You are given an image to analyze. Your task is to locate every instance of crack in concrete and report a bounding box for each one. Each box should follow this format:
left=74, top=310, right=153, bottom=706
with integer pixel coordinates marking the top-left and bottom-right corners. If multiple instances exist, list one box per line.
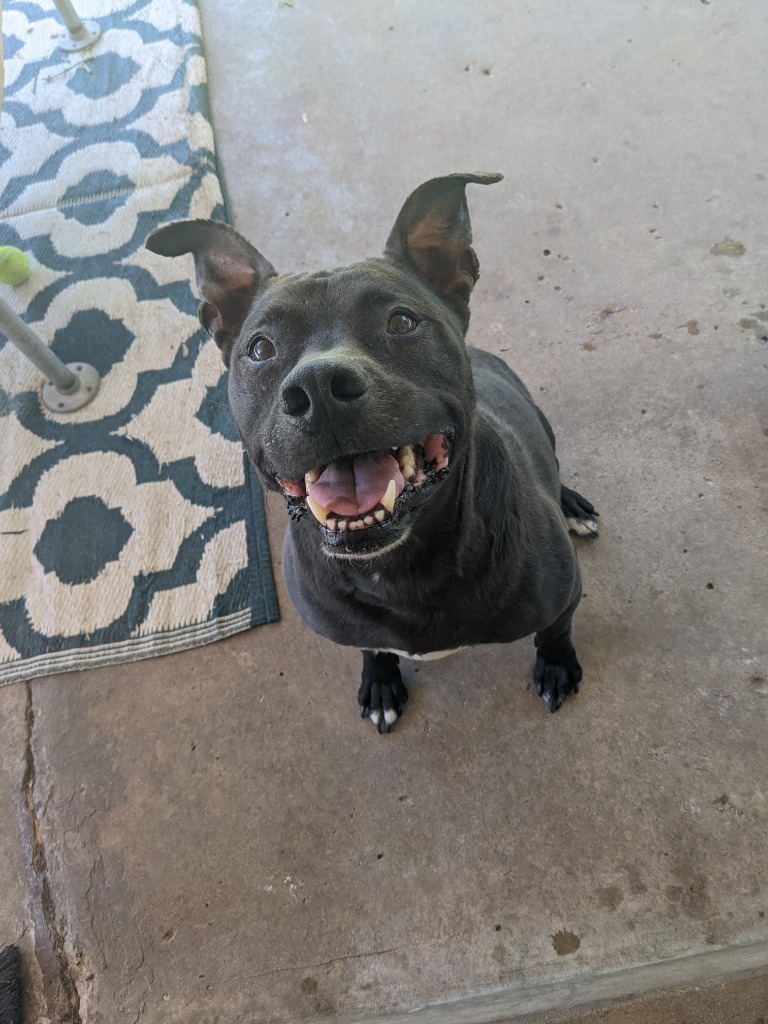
left=21, top=682, right=83, bottom=1024
left=221, top=947, right=399, bottom=985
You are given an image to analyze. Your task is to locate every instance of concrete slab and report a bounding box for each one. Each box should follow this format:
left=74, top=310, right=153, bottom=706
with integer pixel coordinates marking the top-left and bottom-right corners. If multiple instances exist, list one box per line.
left=4, top=0, right=767, bottom=1021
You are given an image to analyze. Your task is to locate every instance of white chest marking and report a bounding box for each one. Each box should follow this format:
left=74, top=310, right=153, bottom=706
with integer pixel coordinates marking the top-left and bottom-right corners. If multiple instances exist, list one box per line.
left=373, top=646, right=465, bottom=662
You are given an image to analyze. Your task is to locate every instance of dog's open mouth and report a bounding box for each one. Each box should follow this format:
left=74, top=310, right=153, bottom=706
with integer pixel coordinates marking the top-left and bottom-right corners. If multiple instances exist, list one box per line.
left=277, top=433, right=450, bottom=533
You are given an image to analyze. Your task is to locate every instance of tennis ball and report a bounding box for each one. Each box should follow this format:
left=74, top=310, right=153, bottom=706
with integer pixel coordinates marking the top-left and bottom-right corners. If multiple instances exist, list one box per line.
left=0, top=247, right=31, bottom=285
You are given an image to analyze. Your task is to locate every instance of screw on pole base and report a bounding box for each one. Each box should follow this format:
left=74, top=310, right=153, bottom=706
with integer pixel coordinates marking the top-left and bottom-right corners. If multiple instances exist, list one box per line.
left=58, top=20, right=101, bottom=52
left=42, top=362, right=100, bottom=413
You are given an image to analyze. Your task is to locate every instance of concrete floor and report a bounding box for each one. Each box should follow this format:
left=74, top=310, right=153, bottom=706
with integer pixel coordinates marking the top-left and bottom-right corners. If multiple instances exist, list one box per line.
left=3, top=0, right=768, bottom=1021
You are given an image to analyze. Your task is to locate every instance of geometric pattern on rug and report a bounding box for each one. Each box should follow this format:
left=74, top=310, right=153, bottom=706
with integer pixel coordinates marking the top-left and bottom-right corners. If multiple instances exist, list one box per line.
left=0, top=0, right=279, bottom=686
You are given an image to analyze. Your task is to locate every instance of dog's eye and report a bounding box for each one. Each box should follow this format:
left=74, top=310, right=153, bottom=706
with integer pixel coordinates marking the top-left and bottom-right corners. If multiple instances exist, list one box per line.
left=387, top=311, right=418, bottom=335
left=247, top=335, right=276, bottom=362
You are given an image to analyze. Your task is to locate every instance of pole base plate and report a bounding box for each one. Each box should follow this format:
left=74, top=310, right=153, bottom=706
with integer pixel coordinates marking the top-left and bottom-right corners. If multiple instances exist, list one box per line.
left=58, top=21, right=101, bottom=52
left=42, top=362, right=100, bottom=413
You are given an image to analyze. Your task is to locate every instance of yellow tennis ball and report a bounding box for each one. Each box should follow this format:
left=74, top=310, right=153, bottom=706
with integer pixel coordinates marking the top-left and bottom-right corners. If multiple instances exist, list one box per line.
left=0, top=247, right=31, bottom=285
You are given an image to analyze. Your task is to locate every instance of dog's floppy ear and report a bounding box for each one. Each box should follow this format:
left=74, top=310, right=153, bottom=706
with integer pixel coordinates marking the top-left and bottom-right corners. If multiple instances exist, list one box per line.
left=146, top=220, right=277, bottom=366
left=385, top=172, right=503, bottom=319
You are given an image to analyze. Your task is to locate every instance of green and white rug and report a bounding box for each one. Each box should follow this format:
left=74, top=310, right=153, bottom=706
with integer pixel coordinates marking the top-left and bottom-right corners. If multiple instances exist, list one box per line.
left=0, top=0, right=279, bottom=686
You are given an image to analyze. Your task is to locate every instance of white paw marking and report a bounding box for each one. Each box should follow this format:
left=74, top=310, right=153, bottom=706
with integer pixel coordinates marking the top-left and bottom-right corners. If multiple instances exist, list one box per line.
left=566, top=517, right=598, bottom=537
left=369, top=707, right=399, bottom=728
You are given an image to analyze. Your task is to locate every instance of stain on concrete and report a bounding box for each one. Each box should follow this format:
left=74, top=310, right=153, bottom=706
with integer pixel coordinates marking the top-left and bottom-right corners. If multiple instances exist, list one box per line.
left=491, top=943, right=506, bottom=964
left=739, top=318, right=768, bottom=343
left=713, top=793, right=735, bottom=812
left=678, top=320, right=700, bottom=335
left=583, top=341, right=598, bottom=351
left=704, top=918, right=727, bottom=945
left=751, top=675, right=768, bottom=696
left=301, top=976, right=318, bottom=995
left=665, top=873, right=710, bottom=920
left=623, top=864, right=648, bottom=895
left=597, top=884, right=624, bottom=911
left=551, top=930, right=581, bottom=955
left=648, top=332, right=663, bottom=339
left=711, top=236, right=745, bottom=256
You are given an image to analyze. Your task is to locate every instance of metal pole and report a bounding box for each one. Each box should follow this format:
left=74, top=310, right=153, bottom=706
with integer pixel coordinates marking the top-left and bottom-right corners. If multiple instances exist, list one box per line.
left=0, top=296, right=77, bottom=391
left=52, top=0, right=101, bottom=53
left=0, top=296, right=100, bottom=412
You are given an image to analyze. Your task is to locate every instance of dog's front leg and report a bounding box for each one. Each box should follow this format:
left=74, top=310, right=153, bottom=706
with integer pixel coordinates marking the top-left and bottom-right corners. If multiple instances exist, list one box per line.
left=532, top=597, right=583, bottom=713
left=358, top=651, right=408, bottom=733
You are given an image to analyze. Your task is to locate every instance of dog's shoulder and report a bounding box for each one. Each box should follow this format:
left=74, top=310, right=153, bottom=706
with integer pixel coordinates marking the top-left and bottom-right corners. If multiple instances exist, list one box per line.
left=468, top=347, right=557, bottom=481
left=468, top=345, right=536, bottom=404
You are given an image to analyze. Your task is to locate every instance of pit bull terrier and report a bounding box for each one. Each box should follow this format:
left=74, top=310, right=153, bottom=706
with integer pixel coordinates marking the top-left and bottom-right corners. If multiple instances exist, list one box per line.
left=147, top=173, right=598, bottom=733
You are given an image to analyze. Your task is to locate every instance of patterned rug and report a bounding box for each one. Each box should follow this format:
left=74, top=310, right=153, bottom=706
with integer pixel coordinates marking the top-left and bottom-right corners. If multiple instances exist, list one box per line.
left=0, top=0, right=279, bottom=686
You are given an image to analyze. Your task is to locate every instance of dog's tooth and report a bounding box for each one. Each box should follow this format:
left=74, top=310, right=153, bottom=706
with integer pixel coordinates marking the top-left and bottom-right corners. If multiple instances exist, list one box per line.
left=398, top=445, right=416, bottom=481
left=381, top=479, right=397, bottom=513
left=337, top=519, right=349, bottom=532
left=306, top=495, right=331, bottom=524
left=397, top=444, right=413, bottom=465
left=305, top=467, right=321, bottom=486
left=364, top=515, right=375, bottom=526
left=326, top=516, right=337, bottom=532
left=374, top=509, right=386, bottom=523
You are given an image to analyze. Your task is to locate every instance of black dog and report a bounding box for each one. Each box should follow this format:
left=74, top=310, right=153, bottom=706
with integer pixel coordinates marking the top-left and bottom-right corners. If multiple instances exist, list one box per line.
left=147, top=173, right=598, bottom=732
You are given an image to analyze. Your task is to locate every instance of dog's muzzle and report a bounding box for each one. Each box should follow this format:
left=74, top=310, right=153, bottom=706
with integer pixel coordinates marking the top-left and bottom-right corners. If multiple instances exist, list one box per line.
left=277, top=434, right=450, bottom=545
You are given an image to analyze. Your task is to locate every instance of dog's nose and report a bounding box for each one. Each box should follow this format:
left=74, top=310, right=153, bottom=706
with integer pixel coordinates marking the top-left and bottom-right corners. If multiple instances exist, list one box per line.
left=281, top=359, right=370, bottom=420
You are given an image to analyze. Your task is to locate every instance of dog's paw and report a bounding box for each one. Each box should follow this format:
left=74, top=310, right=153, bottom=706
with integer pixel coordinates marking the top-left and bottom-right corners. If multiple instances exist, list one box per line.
left=358, top=652, right=408, bottom=733
left=561, top=485, right=599, bottom=538
left=533, top=649, right=582, bottom=713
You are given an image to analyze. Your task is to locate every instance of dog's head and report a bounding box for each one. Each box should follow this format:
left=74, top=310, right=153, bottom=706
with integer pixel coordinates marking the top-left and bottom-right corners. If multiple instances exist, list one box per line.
left=147, top=172, right=502, bottom=560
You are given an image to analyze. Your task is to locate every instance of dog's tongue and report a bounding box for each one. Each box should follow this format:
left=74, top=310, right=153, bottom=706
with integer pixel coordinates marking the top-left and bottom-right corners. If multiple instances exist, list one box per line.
left=308, top=452, right=404, bottom=515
